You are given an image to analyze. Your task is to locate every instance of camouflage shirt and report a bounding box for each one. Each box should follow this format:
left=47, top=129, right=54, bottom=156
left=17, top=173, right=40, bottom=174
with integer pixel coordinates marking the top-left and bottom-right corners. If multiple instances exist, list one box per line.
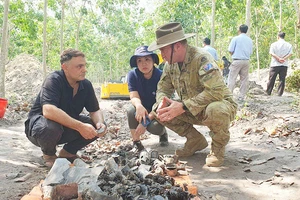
left=154, top=45, right=235, bottom=116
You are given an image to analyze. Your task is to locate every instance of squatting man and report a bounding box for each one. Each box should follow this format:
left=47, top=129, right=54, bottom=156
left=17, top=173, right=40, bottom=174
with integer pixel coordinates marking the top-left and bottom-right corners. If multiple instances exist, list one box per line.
left=148, top=22, right=237, bottom=167
left=24, top=49, right=107, bottom=168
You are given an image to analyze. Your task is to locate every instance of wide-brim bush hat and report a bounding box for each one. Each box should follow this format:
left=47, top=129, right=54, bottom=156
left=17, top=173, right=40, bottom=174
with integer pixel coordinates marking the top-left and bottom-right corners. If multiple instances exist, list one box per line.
left=130, top=45, right=159, bottom=68
left=148, top=22, right=196, bottom=51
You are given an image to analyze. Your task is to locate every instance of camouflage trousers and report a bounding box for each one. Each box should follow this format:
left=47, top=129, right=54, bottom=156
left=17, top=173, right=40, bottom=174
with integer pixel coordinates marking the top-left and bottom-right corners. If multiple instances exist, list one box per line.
left=153, top=99, right=237, bottom=147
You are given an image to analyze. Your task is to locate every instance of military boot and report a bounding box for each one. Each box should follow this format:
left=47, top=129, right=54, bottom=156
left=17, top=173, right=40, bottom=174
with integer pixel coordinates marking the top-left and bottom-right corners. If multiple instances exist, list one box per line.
left=175, top=129, right=208, bottom=157
left=206, top=144, right=225, bottom=167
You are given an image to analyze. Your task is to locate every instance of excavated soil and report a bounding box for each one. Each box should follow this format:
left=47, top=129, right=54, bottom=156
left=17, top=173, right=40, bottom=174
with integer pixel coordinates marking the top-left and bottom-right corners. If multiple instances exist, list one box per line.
left=0, top=55, right=299, bottom=200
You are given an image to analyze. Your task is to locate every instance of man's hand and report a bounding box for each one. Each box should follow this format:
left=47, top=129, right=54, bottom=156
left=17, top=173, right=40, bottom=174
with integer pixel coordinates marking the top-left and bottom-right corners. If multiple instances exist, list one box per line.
left=95, top=122, right=107, bottom=138
left=278, top=57, right=285, bottom=63
left=157, top=96, right=171, bottom=110
left=157, top=97, right=185, bottom=122
left=77, top=123, right=98, bottom=139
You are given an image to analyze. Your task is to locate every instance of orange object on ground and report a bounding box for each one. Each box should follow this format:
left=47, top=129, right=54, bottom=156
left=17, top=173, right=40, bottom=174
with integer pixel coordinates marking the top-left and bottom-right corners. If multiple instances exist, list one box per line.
left=173, top=175, right=198, bottom=196
left=0, top=98, right=8, bottom=118
left=21, top=181, right=43, bottom=200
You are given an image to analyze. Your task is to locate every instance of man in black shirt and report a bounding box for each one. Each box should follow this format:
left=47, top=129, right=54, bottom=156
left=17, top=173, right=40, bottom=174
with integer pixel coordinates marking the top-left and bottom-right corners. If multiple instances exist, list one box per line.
left=25, top=49, right=107, bottom=168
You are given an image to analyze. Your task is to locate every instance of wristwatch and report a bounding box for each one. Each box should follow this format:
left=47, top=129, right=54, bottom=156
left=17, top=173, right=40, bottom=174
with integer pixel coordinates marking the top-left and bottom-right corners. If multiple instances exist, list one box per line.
left=182, top=103, right=188, bottom=111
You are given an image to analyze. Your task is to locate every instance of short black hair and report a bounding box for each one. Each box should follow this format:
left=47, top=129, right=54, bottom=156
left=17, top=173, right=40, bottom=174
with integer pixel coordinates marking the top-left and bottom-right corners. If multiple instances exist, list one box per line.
left=60, top=49, right=85, bottom=65
left=239, top=24, right=248, bottom=33
left=203, top=37, right=211, bottom=45
left=278, top=31, right=285, bottom=39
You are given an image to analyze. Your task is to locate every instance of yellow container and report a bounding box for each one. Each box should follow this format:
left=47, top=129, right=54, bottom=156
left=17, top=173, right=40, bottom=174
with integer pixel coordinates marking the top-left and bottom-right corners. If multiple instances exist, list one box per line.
left=100, top=82, right=130, bottom=99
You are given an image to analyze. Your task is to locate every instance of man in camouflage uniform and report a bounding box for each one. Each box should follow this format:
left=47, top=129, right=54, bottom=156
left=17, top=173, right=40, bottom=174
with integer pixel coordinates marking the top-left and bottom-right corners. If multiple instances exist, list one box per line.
left=148, top=22, right=237, bottom=167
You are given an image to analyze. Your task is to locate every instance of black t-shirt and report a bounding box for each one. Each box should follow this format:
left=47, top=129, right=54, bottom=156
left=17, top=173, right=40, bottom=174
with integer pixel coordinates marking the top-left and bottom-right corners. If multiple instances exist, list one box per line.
left=127, top=67, right=162, bottom=112
left=28, top=70, right=99, bottom=120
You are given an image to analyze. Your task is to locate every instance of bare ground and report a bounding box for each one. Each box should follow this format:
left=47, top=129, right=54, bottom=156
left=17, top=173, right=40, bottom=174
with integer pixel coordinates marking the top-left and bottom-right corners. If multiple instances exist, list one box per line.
left=1, top=90, right=300, bottom=200
left=0, top=55, right=299, bottom=199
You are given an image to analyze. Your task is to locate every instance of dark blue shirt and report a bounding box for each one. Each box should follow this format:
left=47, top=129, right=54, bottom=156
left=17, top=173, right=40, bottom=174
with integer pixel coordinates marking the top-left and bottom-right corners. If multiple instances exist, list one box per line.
left=28, top=70, right=99, bottom=120
left=127, top=67, right=162, bottom=112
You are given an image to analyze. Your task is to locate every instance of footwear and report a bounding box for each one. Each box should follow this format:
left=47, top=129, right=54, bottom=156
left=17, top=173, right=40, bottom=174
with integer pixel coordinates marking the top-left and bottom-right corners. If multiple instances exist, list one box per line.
left=58, top=149, right=79, bottom=163
left=175, top=129, right=208, bottom=157
left=159, top=131, right=169, bottom=147
left=133, top=140, right=145, bottom=152
left=43, top=154, right=57, bottom=168
left=206, top=145, right=225, bottom=167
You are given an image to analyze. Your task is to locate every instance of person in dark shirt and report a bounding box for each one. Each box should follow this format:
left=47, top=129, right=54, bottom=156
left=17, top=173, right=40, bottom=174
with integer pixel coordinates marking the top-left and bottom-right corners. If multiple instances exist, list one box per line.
left=127, top=45, right=168, bottom=151
left=222, top=56, right=231, bottom=84
left=24, top=49, right=107, bottom=168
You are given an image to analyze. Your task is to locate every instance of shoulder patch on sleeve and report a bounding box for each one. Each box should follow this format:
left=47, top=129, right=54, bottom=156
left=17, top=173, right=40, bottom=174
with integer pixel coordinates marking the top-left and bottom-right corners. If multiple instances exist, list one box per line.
left=203, top=63, right=213, bottom=71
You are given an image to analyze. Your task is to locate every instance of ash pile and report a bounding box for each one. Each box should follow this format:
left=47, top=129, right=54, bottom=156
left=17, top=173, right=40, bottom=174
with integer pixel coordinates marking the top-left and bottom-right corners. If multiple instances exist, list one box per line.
left=42, top=145, right=196, bottom=200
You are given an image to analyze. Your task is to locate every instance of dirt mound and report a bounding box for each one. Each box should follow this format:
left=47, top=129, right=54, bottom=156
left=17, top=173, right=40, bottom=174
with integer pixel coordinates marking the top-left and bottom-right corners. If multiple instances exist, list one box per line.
left=5, top=54, right=44, bottom=103
left=2, top=54, right=44, bottom=124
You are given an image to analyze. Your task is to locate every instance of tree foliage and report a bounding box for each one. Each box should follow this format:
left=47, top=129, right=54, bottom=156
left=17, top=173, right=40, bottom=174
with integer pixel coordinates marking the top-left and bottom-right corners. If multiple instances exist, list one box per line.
left=0, top=0, right=299, bottom=86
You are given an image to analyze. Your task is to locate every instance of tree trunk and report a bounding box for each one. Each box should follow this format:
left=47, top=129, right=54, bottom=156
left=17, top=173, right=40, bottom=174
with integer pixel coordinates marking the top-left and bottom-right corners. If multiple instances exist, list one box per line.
left=211, top=0, right=216, bottom=47
left=279, top=0, right=282, bottom=31
left=60, top=0, right=65, bottom=54
left=42, top=0, right=48, bottom=79
left=254, top=8, right=260, bottom=80
left=0, top=0, right=9, bottom=98
left=293, top=0, right=300, bottom=28
left=69, top=1, right=86, bottom=50
left=75, top=19, right=82, bottom=50
left=246, top=0, right=251, bottom=36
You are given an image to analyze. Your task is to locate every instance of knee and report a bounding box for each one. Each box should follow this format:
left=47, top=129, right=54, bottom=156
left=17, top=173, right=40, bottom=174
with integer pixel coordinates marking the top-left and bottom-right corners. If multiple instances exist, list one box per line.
left=127, top=105, right=138, bottom=129
left=126, top=105, right=136, bottom=118
left=31, top=117, right=63, bottom=138
left=147, top=120, right=165, bottom=136
left=205, top=101, right=232, bottom=123
left=42, top=119, right=63, bottom=137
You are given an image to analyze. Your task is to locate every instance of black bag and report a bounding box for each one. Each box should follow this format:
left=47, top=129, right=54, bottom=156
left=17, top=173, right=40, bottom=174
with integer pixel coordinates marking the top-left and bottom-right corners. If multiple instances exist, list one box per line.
left=222, top=56, right=231, bottom=77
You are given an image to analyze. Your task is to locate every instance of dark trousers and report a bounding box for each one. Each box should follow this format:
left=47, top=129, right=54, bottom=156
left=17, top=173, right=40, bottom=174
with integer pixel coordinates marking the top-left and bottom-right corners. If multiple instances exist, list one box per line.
left=266, top=66, right=287, bottom=96
left=24, top=115, right=97, bottom=156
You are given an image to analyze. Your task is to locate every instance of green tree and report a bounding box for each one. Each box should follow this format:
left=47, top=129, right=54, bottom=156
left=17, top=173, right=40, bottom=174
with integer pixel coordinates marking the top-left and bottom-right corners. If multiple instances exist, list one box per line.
left=0, top=0, right=9, bottom=98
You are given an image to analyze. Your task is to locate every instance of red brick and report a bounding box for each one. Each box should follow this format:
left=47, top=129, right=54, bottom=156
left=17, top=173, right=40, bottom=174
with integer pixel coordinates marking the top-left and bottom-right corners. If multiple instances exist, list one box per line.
left=51, top=183, right=78, bottom=200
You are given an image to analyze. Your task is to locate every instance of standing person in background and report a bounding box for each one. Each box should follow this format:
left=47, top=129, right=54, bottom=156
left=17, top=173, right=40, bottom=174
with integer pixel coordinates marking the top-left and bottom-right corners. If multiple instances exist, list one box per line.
left=24, top=49, right=107, bottom=168
left=266, top=31, right=293, bottom=96
left=127, top=45, right=168, bottom=152
left=203, top=37, right=218, bottom=61
left=228, top=24, right=253, bottom=102
left=148, top=22, right=237, bottom=167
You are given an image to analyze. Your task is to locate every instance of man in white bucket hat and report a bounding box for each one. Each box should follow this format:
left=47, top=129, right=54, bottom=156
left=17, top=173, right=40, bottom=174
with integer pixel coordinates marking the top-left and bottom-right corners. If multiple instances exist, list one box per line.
left=149, top=22, right=237, bottom=167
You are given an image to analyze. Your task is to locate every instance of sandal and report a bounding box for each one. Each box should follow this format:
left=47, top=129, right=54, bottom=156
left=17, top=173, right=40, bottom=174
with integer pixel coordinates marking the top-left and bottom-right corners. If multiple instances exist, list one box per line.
left=42, top=154, right=57, bottom=168
left=58, top=149, right=79, bottom=163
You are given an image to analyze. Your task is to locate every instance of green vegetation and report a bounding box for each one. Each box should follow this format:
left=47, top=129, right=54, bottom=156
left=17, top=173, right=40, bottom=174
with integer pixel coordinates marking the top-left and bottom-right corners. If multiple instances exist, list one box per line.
left=0, top=0, right=299, bottom=84
left=286, top=69, right=300, bottom=93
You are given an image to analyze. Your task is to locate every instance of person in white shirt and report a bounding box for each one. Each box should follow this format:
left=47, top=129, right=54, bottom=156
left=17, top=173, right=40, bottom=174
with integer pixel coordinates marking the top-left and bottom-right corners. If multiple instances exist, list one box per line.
left=228, top=24, right=253, bottom=102
left=266, top=31, right=293, bottom=96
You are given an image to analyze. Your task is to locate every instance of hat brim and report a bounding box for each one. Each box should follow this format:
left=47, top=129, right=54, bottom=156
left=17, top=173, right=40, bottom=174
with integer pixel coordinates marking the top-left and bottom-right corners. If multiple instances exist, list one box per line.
left=148, top=33, right=196, bottom=51
left=130, top=54, right=159, bottom=68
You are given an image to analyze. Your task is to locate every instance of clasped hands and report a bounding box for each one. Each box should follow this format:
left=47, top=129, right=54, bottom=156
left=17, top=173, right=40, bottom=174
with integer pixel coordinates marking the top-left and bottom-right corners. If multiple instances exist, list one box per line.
left=157, top=97, right=185, bottom=122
